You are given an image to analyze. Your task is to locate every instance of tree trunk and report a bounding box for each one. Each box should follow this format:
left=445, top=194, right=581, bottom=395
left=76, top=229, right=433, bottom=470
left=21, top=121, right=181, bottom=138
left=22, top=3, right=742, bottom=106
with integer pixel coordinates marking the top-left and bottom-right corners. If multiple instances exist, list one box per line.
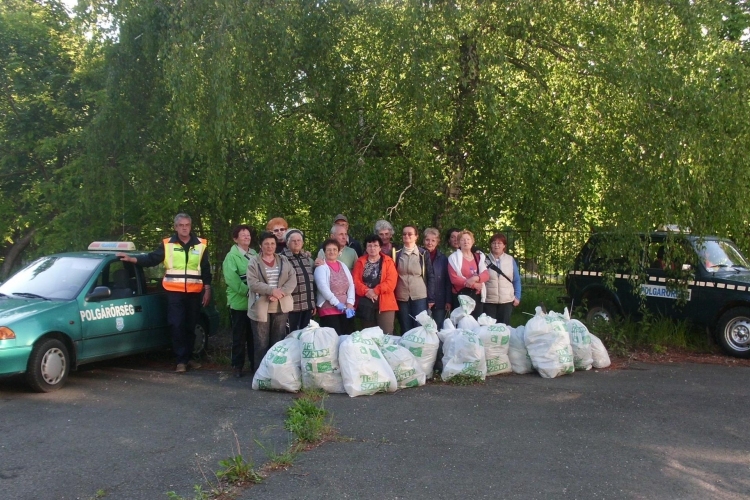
left=1, top=229, right=36, bottom=280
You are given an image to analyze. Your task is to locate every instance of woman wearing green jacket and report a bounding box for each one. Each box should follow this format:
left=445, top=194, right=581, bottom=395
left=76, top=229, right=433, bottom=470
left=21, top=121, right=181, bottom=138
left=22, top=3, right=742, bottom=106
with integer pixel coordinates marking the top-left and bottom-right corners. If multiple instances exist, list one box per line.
left=222, top=225, right=257, bottom=378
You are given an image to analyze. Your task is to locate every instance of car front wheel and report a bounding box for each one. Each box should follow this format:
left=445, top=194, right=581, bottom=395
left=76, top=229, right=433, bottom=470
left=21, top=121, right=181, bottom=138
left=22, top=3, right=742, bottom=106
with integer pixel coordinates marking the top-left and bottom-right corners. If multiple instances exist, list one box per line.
left=716, top=308, right=750, bottom=359
left=26, top=338, right=70, bottom=392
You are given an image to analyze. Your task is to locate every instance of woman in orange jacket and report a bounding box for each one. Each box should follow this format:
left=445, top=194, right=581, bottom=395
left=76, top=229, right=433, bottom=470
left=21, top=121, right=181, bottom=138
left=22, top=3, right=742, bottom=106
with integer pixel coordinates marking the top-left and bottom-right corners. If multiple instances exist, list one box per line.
left=352, top=234, right=399, bottom=334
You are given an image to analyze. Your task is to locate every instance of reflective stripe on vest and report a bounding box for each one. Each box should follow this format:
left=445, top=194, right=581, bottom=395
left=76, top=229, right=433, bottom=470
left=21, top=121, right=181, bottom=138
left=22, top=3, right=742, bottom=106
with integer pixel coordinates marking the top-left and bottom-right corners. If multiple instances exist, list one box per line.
left=162, top=237, right=207, bottom=293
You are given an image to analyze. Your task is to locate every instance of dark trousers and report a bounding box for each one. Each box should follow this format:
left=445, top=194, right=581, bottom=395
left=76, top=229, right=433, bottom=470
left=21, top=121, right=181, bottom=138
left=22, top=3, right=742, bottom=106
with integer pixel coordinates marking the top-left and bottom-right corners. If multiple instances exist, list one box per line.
left=397, top=298, right=428, bottom=335
left=251, top=313, right=288, bottom=371
left=288, top=309, right=314, bottom=334
left=319, top=314, right=353, bottom=335
left=484, top=302, right=514, bottom=326
left=230, top=308, right=254, bottom=371
left=167, top=292, right=201, bottom=365
left=360, top=310, right=397, bottom=335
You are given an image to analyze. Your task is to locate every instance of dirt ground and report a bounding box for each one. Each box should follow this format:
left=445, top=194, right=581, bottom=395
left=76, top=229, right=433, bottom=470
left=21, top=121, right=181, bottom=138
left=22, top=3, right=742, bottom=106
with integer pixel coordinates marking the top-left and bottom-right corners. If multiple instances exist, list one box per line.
left=617, top=348, right=750, bottom=368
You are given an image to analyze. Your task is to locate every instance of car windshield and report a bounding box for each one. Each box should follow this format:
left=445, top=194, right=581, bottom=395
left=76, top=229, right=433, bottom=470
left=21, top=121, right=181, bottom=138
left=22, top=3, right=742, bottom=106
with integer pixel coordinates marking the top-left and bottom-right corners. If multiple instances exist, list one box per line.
left=0, top=256, right=101, bottom=300
left=694, top=240, right=750, bottom=271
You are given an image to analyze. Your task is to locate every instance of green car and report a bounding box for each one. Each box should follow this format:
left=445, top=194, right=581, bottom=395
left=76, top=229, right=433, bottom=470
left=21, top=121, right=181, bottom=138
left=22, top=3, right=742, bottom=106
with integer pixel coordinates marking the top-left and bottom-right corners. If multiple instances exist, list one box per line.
left=0, top=242, right=220, bottom=392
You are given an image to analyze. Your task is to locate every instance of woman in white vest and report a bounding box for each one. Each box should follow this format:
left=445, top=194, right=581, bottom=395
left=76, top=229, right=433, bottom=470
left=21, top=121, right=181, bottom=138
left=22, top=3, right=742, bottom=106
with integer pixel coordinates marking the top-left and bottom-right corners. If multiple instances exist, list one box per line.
left=483, top=233, right=522, bottom=326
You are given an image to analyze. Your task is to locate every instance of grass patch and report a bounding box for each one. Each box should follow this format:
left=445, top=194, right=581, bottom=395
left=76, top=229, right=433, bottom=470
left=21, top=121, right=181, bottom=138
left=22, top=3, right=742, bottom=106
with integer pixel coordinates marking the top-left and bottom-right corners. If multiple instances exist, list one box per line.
left=511, top=285, right=566, bottom=327
left=284, top=394, right=329, bottom=443
left=584, top=312, right=713, bottom=358
left=443, top=374, right=486, bottom=385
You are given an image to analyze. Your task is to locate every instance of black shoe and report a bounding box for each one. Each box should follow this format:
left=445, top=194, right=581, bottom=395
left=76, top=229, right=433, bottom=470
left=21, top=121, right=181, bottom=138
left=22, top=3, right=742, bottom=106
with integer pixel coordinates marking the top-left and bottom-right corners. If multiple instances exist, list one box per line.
left=233, top=368, right=242, bottom=378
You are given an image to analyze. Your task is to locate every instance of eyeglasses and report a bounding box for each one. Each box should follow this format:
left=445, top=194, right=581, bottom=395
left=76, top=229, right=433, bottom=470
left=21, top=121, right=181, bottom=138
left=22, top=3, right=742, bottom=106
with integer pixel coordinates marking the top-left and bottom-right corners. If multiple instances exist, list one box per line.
left=272, top=228, right=287, bottom=233
left=402, top=232, right=415, bottom=237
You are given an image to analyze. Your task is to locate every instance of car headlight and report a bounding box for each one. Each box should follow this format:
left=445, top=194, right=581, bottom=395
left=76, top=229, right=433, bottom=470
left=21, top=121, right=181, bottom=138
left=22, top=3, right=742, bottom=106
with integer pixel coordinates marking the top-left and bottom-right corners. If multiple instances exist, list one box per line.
left=0, top=327, right=16, bottom=340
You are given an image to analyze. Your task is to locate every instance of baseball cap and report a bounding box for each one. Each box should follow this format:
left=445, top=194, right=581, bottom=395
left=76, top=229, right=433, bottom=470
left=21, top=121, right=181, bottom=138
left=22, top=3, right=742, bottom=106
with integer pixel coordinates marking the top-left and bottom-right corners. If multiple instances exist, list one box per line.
left=333, top=214, right=348, bottom=223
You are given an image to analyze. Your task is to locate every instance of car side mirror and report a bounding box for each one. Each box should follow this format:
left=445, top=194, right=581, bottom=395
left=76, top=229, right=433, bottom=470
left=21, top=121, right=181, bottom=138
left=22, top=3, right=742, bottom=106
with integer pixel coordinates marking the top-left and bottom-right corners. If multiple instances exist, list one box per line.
left=85, top=286, right=111, bottom=302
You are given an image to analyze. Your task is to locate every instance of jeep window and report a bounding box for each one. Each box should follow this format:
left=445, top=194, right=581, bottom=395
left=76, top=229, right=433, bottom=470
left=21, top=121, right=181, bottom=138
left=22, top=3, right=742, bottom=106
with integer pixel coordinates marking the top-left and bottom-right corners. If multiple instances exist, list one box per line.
left=694, top=240, right=750, bottom=271
left=585, top=236, right=643, bottom=273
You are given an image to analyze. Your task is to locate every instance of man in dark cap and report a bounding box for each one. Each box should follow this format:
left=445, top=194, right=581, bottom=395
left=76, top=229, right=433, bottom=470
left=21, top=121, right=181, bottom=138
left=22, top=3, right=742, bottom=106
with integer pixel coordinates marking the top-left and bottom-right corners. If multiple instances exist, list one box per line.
left=332, top=213, right=363, bottom=257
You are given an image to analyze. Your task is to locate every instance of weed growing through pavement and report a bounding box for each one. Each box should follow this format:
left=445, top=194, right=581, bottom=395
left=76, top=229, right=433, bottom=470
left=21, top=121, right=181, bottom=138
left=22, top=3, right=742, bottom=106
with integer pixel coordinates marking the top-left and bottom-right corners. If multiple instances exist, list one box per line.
left=215, top=454, right=262, bottom=484
left=214, top=429, right=262, bottom=485
left=165, top=485, right=209, bottom=500
left=284, top=393, right=329, bottom=443
left=255, top=438, right=299, bottom=470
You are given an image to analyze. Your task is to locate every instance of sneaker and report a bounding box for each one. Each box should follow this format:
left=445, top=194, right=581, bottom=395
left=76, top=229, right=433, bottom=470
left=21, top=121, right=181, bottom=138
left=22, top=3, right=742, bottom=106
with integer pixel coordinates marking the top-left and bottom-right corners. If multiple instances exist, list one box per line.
left=175, top=363, right=187, bottom=373
left=187, top=360, right=202, bottom=370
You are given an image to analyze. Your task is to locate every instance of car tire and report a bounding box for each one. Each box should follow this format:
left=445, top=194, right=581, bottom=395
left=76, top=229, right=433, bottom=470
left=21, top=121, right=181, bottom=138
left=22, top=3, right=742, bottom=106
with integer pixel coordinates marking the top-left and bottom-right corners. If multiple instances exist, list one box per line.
left=716, top=307, right=750, bottom=358
left=26, top=338, right=70, bottom=392
left=586, top=299, right=616, bottom=324
left=193, top=318, right=209, bottom=358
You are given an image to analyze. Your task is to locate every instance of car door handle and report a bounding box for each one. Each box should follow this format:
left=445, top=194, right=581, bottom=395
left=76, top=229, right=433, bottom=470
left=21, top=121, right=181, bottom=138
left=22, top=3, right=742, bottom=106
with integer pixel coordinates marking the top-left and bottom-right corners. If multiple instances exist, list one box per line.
left=135, top=305, right=142, bottom=312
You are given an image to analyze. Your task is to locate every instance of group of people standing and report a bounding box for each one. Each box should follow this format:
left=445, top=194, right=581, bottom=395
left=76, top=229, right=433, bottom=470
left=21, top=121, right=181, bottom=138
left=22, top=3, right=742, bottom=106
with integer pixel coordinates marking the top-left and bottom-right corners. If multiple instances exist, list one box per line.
left=223, top=214, right=522, bottom=378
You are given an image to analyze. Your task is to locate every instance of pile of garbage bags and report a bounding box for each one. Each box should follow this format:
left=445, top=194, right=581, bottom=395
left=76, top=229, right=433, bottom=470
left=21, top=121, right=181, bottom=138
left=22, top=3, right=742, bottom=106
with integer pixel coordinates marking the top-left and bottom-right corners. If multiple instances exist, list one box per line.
left=252, top=297, right=611, bottom=396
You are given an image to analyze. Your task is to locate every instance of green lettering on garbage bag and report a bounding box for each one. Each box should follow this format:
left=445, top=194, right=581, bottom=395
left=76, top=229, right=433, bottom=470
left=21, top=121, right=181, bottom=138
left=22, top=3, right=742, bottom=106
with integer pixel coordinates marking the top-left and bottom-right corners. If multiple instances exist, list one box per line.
left=394, top=367, right=416, bottom=381
left=258, top=379, right=272, bottom=390
left=316, top=361, right=333, bottom=373
left=369, top=348, right=381, bottom=359
left=272, top=355, right=287, bottom=364
left=405, top=379, right=419, bottom=388
left=408, top=346, right=423, bottom=357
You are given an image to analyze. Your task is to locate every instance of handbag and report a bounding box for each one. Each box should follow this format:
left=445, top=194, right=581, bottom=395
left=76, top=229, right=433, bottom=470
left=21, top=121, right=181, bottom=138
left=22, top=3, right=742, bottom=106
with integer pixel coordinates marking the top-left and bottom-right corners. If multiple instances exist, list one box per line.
left=356, top=297, right=379, bottom=322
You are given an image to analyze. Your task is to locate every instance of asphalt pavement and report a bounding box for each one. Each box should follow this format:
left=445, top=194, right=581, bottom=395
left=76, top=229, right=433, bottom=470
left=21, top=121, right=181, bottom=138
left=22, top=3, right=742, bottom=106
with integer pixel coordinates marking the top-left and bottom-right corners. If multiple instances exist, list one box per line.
left=2, top=360, right=748, bottom=500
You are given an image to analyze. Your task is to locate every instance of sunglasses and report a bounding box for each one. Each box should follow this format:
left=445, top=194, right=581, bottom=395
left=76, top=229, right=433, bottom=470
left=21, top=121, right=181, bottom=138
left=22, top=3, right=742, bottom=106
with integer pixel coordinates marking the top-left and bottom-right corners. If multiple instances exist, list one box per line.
left=272, top=228, right=287, bottom=233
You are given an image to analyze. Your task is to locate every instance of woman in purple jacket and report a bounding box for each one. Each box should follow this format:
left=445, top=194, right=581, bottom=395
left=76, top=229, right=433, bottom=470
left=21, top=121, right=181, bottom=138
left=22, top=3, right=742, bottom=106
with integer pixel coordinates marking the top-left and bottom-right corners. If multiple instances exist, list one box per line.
left=423, top=228, right=452, bottom=329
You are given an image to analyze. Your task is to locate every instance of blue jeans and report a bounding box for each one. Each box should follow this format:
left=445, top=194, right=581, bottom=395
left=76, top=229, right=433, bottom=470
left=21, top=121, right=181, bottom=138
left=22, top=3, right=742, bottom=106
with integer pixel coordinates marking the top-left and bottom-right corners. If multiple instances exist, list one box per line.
left=397, top=298, right=428, bottom=335
left=431, top=307, right=448, bottom=331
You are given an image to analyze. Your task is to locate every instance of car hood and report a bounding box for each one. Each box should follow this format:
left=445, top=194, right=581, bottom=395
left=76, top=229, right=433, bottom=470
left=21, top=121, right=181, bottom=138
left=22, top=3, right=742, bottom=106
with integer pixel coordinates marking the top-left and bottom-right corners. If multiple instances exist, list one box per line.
left=710, top=271, right=750, bottom=285
left=0, top=297, right=72, bottom=325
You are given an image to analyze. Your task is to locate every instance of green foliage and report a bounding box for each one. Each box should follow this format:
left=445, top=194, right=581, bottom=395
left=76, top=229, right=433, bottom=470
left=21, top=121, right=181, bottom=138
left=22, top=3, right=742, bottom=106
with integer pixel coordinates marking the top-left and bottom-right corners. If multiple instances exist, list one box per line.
left=6, top=0, right=750, bottom=275
left=585, top=311, right=713, bottom=357
left=284, top=394, right=329, bottom=443
left=511, top=285, right=567, bottom=327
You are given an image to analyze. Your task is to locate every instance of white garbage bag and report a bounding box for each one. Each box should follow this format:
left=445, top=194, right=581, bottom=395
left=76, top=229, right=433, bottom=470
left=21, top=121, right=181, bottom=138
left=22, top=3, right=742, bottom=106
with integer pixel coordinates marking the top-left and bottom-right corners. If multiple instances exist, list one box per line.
left=252, top=338, right=302, bottom=392
left=508, top=325, right=533, bottom=374
left=400, top=310, right=440, bottom=379
left=441, top=329, right=486, bottom=381
left=339, top=333, right=398, bottom=397
left=358, top=326, right=385, bottom=345
left=589, top=332, right=612, bottom=368
left=450, top=294, right=480, bottom=331
left=524, top=307, right=575, bottom=378
left=381, top=344, right=426, bottom=388
left=295, top=320, right=345, bottom=393
left=559, top=308, right=594, bottom=371
left=476, top=314, right=512, bottom=376
left=379, top=334, right=402, bottom=348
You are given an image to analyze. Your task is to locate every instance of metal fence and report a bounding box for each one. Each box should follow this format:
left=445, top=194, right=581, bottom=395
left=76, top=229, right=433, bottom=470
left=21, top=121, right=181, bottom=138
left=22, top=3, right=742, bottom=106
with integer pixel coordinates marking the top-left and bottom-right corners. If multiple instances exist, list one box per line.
left=500, top=230, right=589, bottom=286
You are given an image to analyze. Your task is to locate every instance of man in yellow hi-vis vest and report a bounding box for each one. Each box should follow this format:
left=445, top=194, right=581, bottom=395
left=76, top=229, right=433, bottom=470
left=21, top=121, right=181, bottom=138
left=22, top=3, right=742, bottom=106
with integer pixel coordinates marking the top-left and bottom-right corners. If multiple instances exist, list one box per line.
left=118, top=213, right=212, bottom=373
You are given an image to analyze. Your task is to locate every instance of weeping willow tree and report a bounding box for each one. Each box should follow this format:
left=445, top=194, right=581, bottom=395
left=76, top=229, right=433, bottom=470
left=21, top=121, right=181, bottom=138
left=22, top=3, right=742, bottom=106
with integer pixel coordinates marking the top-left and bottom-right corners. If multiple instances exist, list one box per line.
left=6, top=0, right=749, bottom=272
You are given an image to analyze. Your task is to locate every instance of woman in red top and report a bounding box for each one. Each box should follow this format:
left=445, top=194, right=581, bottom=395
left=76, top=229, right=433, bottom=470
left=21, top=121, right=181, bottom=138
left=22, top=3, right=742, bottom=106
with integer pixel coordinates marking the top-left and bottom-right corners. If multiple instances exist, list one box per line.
left=447, top=230, right=489, bottom=318
left=352, top=234, right=399, bottom=334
